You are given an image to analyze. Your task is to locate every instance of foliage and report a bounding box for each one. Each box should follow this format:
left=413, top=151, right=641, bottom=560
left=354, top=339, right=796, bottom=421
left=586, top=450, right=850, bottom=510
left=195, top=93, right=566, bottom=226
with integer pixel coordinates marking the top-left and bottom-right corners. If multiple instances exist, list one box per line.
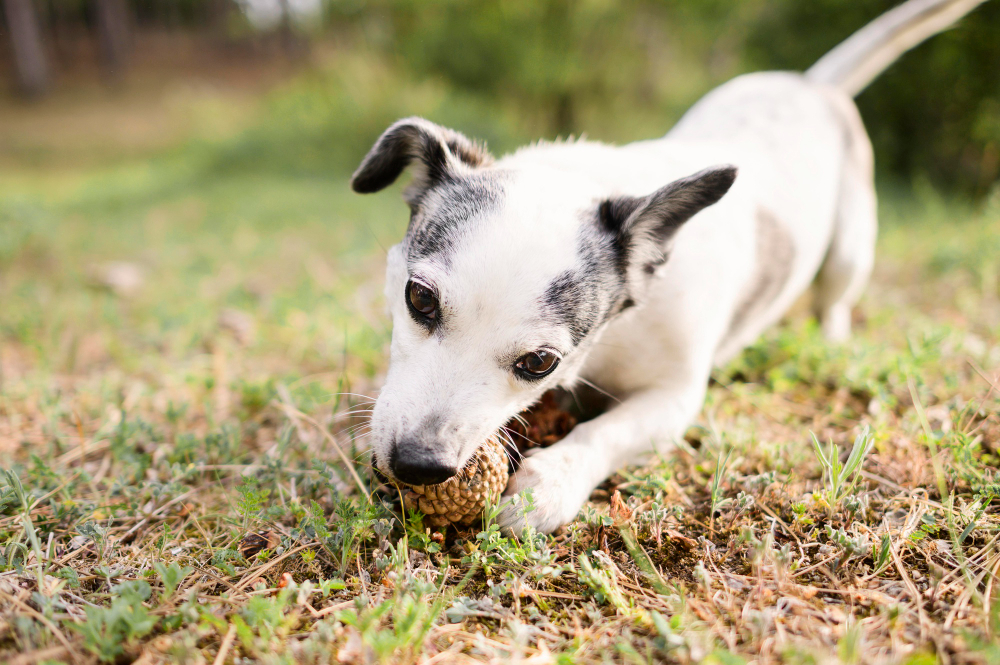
left=318, top=0, right=1000, bottom=195
left=811, top=426, right=875, bottom=517
left=72, top=581, right=157, bottom=662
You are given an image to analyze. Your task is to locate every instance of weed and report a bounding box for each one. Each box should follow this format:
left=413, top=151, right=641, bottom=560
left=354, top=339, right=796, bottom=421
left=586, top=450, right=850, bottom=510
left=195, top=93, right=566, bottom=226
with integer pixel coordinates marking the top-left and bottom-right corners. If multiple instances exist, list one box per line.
left=72, top=581, right=157, bottom=662
left=710, top=447, right=734, bottom=529
left=153, top=561, right=193, bottom=599
left=811, top=426, right=875, bottom=517
left=871, top=534, right=893, bottom=576
left=825, top=525, right=869, bottom=572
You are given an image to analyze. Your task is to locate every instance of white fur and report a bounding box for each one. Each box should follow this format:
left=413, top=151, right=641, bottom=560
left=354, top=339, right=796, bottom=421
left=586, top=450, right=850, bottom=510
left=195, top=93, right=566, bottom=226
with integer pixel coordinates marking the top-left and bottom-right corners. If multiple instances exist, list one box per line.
left=496, top=74, right=875, bottom=532
left=358, top=0, right=986, bottom=533
left=360, top=72, right=878, bottom=533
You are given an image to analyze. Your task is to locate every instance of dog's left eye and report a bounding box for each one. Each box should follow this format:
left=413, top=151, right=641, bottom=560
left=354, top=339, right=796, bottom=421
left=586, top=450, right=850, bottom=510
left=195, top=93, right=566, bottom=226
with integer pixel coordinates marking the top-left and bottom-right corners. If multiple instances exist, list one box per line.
left=406, top=279, right=438, bottom=323
left=514, top=350, right=560, bottom=379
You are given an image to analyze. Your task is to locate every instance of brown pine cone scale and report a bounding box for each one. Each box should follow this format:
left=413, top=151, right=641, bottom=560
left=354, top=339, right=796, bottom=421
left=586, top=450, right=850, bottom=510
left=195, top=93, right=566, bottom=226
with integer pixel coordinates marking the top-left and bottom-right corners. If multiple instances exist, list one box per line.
left=396, top=437, right=509, bottom=527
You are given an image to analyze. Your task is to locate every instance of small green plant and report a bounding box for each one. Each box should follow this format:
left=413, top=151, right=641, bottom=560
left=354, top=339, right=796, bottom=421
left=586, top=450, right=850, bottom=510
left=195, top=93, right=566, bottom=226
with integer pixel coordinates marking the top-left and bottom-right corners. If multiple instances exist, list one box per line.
left=871, top=534, right=892, bottom=575
left=811, top=427, right=875, bottom=516
left=235, top=476, right=271, bottom=532
left=153, top=561, right=193, bottom=599
left=577, top=552, right=632, bottom=612
left=826, top=525, right=869, bottom=572
left=72, top=581, right=157, bottom=662
left=3, top=469, right=47, bottom=589
left=956, top=495, right=989, bottom=546
left=78, top=521, right=111, bottom=563
left=225, top=587, right=300, bottom=657
left=211, top=548, right=244, bottom=576
left=327, top=498, right=381, bottom=574
left=710, top=447, right=734, bottom=529
left=791, top=501, right=815, bottom=526
left=0, top=472, right=19, bottom=514
left=838, top=619, right=864, bottom=665
left=318, top=577, right=347, bottom=597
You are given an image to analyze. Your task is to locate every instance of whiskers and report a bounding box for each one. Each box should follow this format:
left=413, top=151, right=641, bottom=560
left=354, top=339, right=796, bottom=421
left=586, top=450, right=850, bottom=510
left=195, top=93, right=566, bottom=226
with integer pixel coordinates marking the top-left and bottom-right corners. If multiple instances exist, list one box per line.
left=332, top=391, right=377, bottom=403
left=344, top=420, right=374, bottom=439
left=332, top=393, right=376, bottom=448
left=575, top=377, right=621, bottom=404
left=510, top=412, right=531, bottom=430
left=331, top=406, right=375, bottom=422
left=497, top=426, right=526, bottom=467
left=329, top=392, right=376, bottom=430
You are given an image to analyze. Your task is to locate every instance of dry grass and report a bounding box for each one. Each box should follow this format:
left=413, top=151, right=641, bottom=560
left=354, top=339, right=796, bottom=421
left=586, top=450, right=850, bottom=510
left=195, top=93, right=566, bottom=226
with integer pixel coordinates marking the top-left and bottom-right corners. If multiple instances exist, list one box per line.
left=1, top=142, right=999, bottom=665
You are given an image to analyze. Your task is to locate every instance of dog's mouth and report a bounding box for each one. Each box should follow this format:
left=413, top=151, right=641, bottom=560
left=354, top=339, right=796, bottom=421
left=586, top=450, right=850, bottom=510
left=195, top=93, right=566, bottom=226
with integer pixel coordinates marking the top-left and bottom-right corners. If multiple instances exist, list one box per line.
left=370, top=386, right=606, bottom=488
left=367, top=386, right=615, bottom=528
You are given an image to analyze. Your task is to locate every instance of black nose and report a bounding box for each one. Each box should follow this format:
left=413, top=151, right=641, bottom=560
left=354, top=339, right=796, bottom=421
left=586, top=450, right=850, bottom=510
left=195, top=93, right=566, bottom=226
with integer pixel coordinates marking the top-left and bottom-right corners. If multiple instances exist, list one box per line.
left=390, top=445, right=457, bottom=485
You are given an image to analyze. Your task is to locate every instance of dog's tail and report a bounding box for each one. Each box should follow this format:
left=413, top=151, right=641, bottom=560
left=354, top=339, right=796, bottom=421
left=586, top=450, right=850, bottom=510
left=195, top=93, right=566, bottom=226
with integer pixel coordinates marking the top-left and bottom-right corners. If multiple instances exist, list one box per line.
left=806, top=0, right=989, bottom=97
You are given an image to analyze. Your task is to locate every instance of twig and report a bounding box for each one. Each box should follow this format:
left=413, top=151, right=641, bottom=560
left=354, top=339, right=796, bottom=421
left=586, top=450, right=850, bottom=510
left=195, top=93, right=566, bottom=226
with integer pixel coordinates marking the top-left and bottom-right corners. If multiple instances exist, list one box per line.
left=888, top=529, right=928, bottom=642
left=235, top=543, right=315, bottom=591
left=983, top=552, right=1000, bottom=632
left=754, top=500, right=802, bottom=546
left=791, top=552, right=843, bottom=579
left=0, top=589, right=81, bottom=663
left=212, top=624, right=237, bottom=665
left=275, top=385, right=370, bottom=501
left=6, top=645, right=69, bottom=665
left=959, top=359, right=998, bottom=433
left=304, top=599, right=353, bottom=618
left=862, top=472, right=946, bottom=510
left=944, top=548, right=998, bottom=630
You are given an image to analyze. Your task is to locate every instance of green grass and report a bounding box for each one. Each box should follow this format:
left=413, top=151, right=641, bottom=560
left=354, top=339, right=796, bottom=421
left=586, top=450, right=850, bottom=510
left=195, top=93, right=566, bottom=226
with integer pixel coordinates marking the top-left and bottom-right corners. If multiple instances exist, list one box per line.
left=1, top=87, right=1000, bottom=664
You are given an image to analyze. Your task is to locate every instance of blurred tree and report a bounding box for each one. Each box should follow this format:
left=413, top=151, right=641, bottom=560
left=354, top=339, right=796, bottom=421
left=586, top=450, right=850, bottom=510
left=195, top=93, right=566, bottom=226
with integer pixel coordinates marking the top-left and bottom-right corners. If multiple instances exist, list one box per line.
left=278, top=0, right=310, bottom=57
left=327, top=0, right=997, bottom=195
left=95, top=0, right=132, bottom=77
left=3, top=0, right=49, bottom=97
left=0, top=0, right=993, bottom=195
left=345, top=0, right=658, bottom=136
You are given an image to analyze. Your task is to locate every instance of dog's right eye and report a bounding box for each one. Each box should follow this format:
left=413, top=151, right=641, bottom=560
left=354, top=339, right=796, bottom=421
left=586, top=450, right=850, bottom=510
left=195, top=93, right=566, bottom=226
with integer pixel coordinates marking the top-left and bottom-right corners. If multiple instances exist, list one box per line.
left=406, top=279, right=438, bottom=323
left=514, top=350, right=560, bottom=379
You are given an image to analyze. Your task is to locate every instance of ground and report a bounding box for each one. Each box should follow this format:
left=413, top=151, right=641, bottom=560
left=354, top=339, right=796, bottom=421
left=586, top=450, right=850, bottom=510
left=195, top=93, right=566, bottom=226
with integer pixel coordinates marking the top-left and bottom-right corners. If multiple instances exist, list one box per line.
left=1, top=71, right=999, bottom=665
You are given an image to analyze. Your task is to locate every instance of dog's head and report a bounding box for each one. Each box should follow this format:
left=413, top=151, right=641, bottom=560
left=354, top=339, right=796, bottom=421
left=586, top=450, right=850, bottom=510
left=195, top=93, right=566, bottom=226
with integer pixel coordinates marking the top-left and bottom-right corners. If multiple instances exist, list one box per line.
left=353, top=118, right=735, bottom=485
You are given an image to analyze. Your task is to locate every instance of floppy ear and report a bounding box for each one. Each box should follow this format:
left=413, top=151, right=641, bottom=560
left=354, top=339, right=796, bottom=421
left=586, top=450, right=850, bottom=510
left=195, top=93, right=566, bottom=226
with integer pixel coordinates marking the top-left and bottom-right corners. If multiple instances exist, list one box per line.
left=598, top=165, right=737, bottom=282
left=351, top=117, right=493, bottom=195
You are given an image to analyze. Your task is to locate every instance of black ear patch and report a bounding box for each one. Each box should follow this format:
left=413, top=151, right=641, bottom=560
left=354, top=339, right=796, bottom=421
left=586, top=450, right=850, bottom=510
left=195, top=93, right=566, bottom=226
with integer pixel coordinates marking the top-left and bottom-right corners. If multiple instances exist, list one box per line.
left=599, top=165, right=737, bottom=240
left=598, top=165, right=737, bottom=275
left=351, top=117, right=493, bottom=194
left=597, top=196, right=645, bottom=238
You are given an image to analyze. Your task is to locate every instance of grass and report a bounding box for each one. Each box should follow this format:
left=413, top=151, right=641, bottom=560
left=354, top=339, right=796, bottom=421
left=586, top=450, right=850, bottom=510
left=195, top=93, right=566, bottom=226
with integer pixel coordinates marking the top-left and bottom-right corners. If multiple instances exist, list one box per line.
left=1, top=79, right=1000, bottom=664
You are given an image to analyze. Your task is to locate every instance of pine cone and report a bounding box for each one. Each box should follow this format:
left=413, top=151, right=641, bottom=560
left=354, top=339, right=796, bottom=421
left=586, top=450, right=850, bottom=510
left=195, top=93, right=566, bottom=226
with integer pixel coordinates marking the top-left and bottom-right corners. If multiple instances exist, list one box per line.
left=397, top=438, right=509, bottom=527
left=504, top=390, right=577, bottom=466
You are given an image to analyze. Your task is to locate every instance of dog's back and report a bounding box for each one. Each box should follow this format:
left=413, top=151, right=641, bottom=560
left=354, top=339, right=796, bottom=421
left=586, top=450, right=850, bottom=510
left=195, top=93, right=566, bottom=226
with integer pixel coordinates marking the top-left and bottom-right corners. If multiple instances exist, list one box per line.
left=668, top=71, right=875, bottom=356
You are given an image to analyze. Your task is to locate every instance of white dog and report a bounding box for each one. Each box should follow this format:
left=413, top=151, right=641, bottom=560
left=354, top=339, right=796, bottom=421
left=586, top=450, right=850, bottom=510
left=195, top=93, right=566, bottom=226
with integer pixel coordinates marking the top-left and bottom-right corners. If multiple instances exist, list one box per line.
left=351, top=0, right=988, bottom=533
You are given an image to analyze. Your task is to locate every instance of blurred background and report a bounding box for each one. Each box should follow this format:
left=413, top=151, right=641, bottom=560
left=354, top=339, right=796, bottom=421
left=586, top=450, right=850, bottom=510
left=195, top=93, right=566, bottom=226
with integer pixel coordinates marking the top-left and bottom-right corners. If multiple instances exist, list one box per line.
left=3, top=0, right=999, bottom=193
left=0, top=0, right=998, bottom=395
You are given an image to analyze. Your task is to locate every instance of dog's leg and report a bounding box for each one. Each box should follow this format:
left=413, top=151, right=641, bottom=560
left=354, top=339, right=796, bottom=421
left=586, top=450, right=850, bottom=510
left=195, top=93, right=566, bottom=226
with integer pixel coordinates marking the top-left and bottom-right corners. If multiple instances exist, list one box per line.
left=815, top=98, right=878, bottom=342
left=815, top=165, right=877, bottom=342
left=498, top=382, right=706, bottom=534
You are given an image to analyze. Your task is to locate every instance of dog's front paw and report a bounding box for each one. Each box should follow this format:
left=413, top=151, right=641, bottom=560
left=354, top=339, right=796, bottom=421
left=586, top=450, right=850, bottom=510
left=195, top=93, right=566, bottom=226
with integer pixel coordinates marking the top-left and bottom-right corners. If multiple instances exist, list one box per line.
left=497, top=445, right=593, bottom=535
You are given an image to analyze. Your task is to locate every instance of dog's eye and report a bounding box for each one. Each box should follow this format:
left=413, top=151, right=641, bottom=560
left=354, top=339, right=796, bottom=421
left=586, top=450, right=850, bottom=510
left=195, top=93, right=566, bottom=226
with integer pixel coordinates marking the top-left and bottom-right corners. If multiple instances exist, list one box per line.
left=514, top=350, right=559, bottom=379
left=406, top=280, right=438, bottom=321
